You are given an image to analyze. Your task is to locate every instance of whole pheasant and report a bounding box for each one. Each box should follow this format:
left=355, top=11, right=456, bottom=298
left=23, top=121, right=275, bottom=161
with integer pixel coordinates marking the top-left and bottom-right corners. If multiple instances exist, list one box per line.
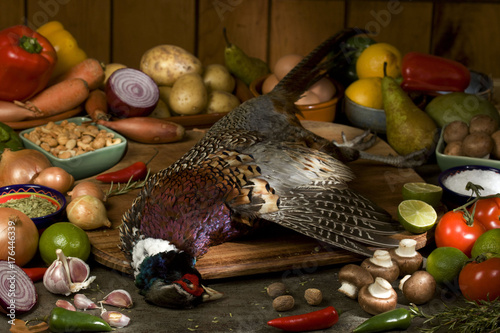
left=119, top=28, right=424, bottom=309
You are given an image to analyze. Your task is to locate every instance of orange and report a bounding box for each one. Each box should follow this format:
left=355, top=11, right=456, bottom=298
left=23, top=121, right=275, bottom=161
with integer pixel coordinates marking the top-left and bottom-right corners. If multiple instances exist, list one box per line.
left=356, top=43, right=402, bottom=79
left=345, top=77, right=383, bottom=109
left=39, top=222, right=91, bottom=265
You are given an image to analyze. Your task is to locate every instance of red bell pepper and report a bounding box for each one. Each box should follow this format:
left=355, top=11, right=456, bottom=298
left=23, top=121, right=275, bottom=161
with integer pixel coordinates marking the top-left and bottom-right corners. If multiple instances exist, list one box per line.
left=401, top=51, right=470, bottom=93
left=0, top=25, right=57, bottom=102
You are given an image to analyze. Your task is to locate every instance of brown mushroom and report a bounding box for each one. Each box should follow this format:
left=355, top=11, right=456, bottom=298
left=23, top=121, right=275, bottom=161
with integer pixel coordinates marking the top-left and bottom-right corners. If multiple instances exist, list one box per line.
left=337, top=264, right=374, bottom=299
left=389, top=239, right=423, bottom=277
left=399, top=270, right=436, bottom=305
left=358, top=277, right=398, bottom=315
left=361, top=250, right=400, bottom=283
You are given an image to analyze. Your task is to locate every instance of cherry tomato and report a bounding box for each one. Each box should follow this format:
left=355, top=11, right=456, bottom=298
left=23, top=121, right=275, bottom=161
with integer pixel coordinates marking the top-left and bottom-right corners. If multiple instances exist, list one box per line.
left=435, top=211, right=486, bottom=257
left=458, top=257, right=500, bottom=302
left=469, top=197, right=500, bottom=230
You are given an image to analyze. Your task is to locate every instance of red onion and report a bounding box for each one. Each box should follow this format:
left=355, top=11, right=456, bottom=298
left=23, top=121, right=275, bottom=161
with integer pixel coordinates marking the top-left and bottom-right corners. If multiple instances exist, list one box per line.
left=106, top=68, right=159, bottom=118
left=0, top=261, right=37, bottom=314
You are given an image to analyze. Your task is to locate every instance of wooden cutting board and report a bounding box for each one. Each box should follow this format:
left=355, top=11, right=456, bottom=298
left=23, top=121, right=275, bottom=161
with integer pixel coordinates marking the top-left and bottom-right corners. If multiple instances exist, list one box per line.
left=86, top=121, right=431, bottom=280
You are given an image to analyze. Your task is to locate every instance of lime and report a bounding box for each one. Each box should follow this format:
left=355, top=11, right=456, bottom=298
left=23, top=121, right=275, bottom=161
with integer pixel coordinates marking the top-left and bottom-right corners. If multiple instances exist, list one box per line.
left=426, top=247, right=469, bottom=285
left=397, top=199, right=437, bottom=234
left=402, top=182, right=443, bottom=207
left=471, top=228, right=500, bottom=259
left=39, top=222, right=91, bottom=265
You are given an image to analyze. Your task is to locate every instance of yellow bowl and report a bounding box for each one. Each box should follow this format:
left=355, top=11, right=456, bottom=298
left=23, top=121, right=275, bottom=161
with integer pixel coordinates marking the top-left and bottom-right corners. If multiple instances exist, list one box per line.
left=249, top=75, right=344, bottom=122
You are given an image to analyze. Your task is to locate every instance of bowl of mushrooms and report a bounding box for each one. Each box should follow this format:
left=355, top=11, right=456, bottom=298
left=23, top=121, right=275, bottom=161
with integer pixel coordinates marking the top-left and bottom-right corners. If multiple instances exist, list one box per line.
left=20, top=117, right=127, bottom=180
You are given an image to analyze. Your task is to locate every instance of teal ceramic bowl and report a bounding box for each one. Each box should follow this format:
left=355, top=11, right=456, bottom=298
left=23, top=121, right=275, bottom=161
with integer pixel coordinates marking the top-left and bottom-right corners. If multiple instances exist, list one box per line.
left=343, top=96, right=386, bottom=133
left=20, top=117, right=127, bottom=180
left=435, top=125, right=500, bottom=172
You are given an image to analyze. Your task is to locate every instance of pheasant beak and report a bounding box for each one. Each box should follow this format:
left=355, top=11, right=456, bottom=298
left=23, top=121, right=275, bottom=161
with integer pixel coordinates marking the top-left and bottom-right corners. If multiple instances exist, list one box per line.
left=202, top=285, right=224, bottom=303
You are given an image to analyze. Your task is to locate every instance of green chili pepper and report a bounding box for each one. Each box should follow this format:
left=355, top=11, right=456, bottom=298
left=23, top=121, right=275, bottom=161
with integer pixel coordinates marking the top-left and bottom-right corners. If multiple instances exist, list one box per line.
left=352, top=308, right=413, bottom=333
left=46, top=307, right=112, bottom=332
left=0, top=122, right=23, bottom=152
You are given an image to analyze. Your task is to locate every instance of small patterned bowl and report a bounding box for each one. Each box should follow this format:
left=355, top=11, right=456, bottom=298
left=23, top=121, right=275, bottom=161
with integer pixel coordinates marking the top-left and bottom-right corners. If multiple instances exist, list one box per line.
left=0, top=184, right=66, bottom=229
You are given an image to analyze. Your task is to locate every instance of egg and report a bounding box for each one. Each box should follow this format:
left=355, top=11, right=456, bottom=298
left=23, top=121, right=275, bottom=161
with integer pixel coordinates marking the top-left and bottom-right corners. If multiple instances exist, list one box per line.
left=262, top=74, right=279, bottom=94
left=295, top=90, right=321, bottom=105
left=274, top=54, right=304, bottom=80
left=309, top=78, right=336, bottom=103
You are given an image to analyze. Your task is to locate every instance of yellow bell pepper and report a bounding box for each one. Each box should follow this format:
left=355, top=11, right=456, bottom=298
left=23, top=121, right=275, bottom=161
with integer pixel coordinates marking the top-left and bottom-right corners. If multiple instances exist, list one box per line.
left=37, top=21, right=87, bottom=78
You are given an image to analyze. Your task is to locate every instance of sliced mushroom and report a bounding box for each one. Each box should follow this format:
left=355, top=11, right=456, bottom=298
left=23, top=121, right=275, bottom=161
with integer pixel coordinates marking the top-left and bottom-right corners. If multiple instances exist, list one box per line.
left=337, top=264, right=374, bottom=299
left=361, top=250, right=400, bottom=283
left=389, top=239, right=423, bottom=277
left=358, top=277, right=398, bottom=315
left=399, top=270, right=436, bottom=305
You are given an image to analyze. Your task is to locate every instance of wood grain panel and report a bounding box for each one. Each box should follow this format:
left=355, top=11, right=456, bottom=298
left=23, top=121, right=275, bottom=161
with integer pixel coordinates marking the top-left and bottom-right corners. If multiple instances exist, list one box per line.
left=26, top=0, right=111, bottom=63
left=112, top=0, right=196, bottom=69
left=198, top=0, right=269, bottom=66
left=0, top=0, right=25, bottom=30
left=269, top=0, right=345, bottom=67
left=432, top=3, right=500, bottom=78
left=347, top=0, right=433, bottom=55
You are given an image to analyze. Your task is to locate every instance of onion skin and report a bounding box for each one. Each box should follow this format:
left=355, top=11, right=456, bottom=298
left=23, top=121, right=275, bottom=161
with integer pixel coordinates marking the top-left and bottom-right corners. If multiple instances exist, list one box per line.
left=0, top=148, right=52, bottom=187
left=33, top=166, right=75, bottom=194
left=97, top=117, right=185, bottom=144
left=0, top=208, right=39, bottom=267
left=68, top=181, right=106, bottom=202
left=66, top=195, right=111, bottom=230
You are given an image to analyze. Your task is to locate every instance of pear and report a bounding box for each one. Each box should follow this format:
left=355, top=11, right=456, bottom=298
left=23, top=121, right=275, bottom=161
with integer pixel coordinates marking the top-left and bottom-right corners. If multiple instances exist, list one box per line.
left=382, top=76, right=438, bottom=156
left=223, top=28, right=269, bottom=86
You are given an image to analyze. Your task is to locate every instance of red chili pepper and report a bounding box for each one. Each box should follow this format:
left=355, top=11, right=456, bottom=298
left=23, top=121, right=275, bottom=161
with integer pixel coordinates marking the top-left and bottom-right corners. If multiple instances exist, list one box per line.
left=96, top=149, right=158, bottom=183
left=22, top=267, right=48, bottom=282
left=0, top=25, right=57, bottom=102
left=401, top=51, right=470, bottom=93
left=267, top=306, right=339, bottom=332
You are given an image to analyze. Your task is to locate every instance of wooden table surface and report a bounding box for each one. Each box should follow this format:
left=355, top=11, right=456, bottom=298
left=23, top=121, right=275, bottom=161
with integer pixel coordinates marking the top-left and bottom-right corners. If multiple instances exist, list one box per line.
left=84, top=120, right=430, bottom=279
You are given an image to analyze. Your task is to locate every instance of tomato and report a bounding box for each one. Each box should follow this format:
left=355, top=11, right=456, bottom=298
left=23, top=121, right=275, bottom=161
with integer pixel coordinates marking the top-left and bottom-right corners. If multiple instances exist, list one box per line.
left=459, top=257, right=500, bottom=302
left=435, top=211, right=486, bottom=257
left=469, top=197, right=500, bottom=230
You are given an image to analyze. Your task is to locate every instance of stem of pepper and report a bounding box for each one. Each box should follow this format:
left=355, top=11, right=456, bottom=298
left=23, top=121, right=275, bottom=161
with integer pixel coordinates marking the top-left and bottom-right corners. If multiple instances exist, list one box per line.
left=19, top=35, right=42, bottom=54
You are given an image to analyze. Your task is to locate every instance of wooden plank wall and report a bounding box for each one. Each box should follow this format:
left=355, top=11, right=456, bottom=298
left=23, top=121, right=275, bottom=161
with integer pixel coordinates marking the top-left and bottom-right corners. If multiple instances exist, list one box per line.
left=2, top=0, right=499, bottom=79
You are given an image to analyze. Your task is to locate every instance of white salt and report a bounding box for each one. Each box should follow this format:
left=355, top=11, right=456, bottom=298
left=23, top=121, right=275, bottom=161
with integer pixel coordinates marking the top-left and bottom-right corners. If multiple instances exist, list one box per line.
left=443, top=169, right=500, bottom=196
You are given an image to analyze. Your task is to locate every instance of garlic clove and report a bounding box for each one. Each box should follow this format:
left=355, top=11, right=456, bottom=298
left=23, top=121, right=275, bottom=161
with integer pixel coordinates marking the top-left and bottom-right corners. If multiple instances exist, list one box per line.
left=68, top=257, right=91, bottom=283
left=56, top=299, right=76, bottom=311
left=74, top=293, right=98, bottom=310
left=44, top=258, right=72, bottom=296
left=101, top=289, right=133, bottom=308
left=101, top=310, right=131, bottom=328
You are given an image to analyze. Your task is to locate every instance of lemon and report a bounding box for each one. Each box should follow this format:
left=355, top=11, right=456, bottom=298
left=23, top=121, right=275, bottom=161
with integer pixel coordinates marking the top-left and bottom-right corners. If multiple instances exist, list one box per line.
left=356, top=42, right=402, bottom=79
left=402, top=182, right=443, bottom=207
left=471, top=228, right=500, bottom=259
left=397, top=199, right=437, bottom=234
left=426, top=246, right=468, bottom=285
left=39, top=222, right=91, bottom=265
left=345, top=77, right=383, bottom=109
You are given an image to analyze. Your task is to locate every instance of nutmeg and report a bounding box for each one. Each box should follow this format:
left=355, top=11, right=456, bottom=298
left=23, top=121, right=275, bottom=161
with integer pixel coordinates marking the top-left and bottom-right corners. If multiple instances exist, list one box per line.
left=272, top=295, right=295, bottom=312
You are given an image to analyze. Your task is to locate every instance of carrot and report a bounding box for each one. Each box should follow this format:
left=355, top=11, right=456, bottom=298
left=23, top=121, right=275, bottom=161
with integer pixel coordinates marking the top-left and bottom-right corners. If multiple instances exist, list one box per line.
left=53, top=58, right=105, bottom=90
left=4, top=107, right=82, bottom=130
left=16, top=78, right=90, bottom=118
left=0, top=100, right=40, bottom=122
left=85, top=89, right=109, bottom=121
left=97, top=117, right=185, bottom=144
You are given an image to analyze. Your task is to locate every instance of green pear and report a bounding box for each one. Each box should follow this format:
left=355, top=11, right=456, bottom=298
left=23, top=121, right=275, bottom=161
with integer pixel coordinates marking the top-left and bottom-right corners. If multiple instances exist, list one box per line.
left=382, top=76, right=438, bottom=156
left=223, top=28, right=269, bottom=86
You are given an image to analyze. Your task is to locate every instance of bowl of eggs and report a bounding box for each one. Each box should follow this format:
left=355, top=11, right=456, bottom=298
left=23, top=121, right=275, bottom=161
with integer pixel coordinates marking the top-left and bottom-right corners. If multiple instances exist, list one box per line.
left=250, top=54, right=344, bottom=122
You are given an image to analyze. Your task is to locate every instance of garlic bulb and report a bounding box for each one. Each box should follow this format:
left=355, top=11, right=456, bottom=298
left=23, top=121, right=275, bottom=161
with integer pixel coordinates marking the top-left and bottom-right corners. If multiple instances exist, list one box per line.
left=43, top=249, right=96, bottom=296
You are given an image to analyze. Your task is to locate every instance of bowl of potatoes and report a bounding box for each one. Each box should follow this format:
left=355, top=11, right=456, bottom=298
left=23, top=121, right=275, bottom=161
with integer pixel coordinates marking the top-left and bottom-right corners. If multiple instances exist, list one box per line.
left=435, top=114, right=500, bottom=171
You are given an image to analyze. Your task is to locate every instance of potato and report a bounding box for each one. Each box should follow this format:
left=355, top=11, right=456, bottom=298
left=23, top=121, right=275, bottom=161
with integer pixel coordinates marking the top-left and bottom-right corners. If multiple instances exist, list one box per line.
left=203, top=64, right=235, bottom=93
left=206, top=90, right=240, bottom=114
left=101, top=63, right=127, bottom=89
left=444, top=141, right=463, bottom=156
left=158, top=86, right=172, bottom=104
left=443, top=120, right=469, bottom=144
left=140, top=45, right=202, bottom=86
left=149, top=99, right=171, bottom=119
left=462, top=132, right=493, bottom=158
left=469, top=114, right=499, bottom=135
left=169, top=73, right=207, bottom=115
left=491, top=130, right=500, bottom=159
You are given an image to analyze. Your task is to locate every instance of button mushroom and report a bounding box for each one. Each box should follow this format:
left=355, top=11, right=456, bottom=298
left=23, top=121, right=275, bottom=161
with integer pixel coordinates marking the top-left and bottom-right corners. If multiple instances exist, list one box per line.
left=361, top=250, right=400, bottom=283
left=399, top=270, right=436, bottom=305
left=337, top=264, right=374, bottom=299
left=389, top=239, right=423, bottom=277
left=358, top=277, right=398, bottom=315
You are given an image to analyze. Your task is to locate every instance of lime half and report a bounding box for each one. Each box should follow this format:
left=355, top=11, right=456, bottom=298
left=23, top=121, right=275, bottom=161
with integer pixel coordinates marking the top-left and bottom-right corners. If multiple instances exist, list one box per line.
left=397, top=199, right=437, bottom=234
left=402, top=182, right=443, bottom=207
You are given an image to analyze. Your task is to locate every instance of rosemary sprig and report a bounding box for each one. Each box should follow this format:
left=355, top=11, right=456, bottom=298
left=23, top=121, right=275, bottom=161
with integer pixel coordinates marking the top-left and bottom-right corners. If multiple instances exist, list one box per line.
left=410, top=298, right=500, bottom=333
left=104, top=169, right=151, bottom=200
